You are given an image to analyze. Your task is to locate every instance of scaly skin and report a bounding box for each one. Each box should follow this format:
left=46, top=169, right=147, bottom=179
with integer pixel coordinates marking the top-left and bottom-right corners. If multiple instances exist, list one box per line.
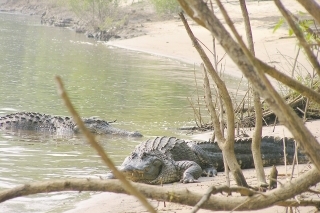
left=106, top=136, right=309, bottom=184
left=0, top=112, right=142, bottom=137
left=107, top=136, right=218, bottom=184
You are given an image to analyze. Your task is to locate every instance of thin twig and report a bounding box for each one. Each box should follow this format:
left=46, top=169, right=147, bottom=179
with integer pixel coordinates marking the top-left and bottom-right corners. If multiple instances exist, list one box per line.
left=291, top=47, right=301, bottom=78
left=294, top=140, right=299, bottom=177
left=304, top=51, right=318, bottom=122
left=193, top=64, right=204, bottom=126
left=282, top=132, right=287, bottom=178
left=196, top=37, right=214, bottom=56
left=191, top=186, right=215, bottom=213
left=187, top=97, right=201, bottom=128
left=234, top=89, right=249, bottom=114
left=290, top=148, right=297, bottom=182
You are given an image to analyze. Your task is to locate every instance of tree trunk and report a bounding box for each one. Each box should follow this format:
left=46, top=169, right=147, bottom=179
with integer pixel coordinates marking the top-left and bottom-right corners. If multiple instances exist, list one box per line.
left=222, top=143, right=248, bottom=187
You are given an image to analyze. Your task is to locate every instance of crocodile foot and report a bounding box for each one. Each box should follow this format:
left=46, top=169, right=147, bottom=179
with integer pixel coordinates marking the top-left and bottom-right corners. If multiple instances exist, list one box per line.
left=180, top=173, right=199, bottom=184
left=202, top=167, right=218, bottom=177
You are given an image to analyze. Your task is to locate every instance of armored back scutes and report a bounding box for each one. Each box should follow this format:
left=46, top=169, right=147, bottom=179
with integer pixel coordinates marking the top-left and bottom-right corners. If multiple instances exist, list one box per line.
left=0, top=112, right=143, bottom=137
left=132, top=136, right=202, bottom=165
left=0, top=112, right=75, bottom=133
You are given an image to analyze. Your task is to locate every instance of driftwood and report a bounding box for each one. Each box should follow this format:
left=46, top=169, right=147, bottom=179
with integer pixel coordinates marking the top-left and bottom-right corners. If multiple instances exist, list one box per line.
left=182, top=92, right=320, bottom=131
left=1, top=167, right=320, bottom=211
left=240, top=94, right=320, bottom=127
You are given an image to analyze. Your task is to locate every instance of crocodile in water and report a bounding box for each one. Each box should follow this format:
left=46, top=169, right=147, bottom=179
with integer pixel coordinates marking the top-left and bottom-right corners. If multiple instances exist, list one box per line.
left=0, top=112, right=142, bottom=137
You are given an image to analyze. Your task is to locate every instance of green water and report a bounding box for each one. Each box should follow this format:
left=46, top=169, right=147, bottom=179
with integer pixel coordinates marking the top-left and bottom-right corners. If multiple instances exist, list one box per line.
left=0, top=12, right=245, bottom=212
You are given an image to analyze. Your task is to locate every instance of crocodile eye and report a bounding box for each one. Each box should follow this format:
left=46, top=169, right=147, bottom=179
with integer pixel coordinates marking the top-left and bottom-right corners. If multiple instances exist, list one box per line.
left=152, top=159, right=162, bottom=167
left=139, top=152, right=147, bottom=158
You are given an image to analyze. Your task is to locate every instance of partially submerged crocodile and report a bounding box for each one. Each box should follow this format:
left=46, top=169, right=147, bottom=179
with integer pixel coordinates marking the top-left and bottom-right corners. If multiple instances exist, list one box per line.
left=106, top=136, right=309, bottom=184
left=0, top=112, right=142, bottom=137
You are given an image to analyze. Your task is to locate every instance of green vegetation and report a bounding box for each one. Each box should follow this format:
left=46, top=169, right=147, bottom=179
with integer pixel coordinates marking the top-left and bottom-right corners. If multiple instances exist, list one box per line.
left=149, top=0, right=181, bottom=14
left=63, top=0, right=121, bottom=30
left=274, top=12, right=320, bottom=44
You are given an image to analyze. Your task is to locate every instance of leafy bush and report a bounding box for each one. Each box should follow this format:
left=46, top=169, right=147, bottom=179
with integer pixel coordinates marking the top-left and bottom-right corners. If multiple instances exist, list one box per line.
left=66, top=0, right=119, bottom=30
left=149, top=0, right=181, bottom=14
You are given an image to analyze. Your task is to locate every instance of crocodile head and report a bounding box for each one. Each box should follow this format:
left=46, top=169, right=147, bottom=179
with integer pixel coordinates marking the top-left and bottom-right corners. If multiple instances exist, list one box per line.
left=80, top=118, right=142, bottom=137
left=118, top=150, right=178, bottom=184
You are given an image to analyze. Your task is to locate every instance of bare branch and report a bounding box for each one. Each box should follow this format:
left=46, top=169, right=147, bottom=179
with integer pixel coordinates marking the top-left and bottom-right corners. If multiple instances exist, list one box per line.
left=54, top=76, right=156, bottom=213
left=239, top=0, right=254, bottom=54
left=1, top=167, right=320, bottom=211
left=239, top=0, right=266, bottom=186
left=191, top=185, right=215, bottom=213
left=179, top=12, right=248, bottom=187
left=202, top=64, right=221, bottom=138
left=179, top=13, right=224, bottom=142
left=257, top=60, right=320, bottom=105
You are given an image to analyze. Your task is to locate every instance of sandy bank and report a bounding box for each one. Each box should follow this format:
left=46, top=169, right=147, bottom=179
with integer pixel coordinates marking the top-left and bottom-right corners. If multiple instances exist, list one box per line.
left=64, top=164, right=316, bottom=213
left=108, top=0, right=313, bottom=79
left=63, top=122, right=320, bottom=213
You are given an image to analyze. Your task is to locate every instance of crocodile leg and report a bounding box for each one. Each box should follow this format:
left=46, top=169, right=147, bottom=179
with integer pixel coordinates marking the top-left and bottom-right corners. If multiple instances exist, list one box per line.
left=175, top=161, right=203, bottom=183
left=187, top=142, right=218, bottom=176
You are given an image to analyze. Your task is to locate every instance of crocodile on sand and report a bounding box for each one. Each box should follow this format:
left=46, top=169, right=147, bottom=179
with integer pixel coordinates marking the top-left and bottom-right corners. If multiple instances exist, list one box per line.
left=106, top=136, right=309, bottom=184
left=0, top=112, right=142, bottom=137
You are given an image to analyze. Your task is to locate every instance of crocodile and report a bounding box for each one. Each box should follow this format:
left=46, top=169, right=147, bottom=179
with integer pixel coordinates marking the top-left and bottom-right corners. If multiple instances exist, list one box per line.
left=106, top=136, right=309, bottom=184
left=0, top=112, right=142, bottom=137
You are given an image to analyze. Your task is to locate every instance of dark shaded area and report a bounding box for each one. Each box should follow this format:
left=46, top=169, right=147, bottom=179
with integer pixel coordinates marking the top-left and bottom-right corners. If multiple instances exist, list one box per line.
left=198, top=136, right=309, bottom=171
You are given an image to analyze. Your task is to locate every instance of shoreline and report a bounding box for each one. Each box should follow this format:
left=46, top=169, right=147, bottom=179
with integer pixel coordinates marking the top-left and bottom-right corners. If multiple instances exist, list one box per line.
left=105, top=0, right=313, bottom=80
left=1, top=0, right=319, bottom=212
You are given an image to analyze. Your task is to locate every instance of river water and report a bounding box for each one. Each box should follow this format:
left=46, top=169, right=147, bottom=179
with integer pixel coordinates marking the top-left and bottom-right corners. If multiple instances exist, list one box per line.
left=0, top=13, right=245, bottom=212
